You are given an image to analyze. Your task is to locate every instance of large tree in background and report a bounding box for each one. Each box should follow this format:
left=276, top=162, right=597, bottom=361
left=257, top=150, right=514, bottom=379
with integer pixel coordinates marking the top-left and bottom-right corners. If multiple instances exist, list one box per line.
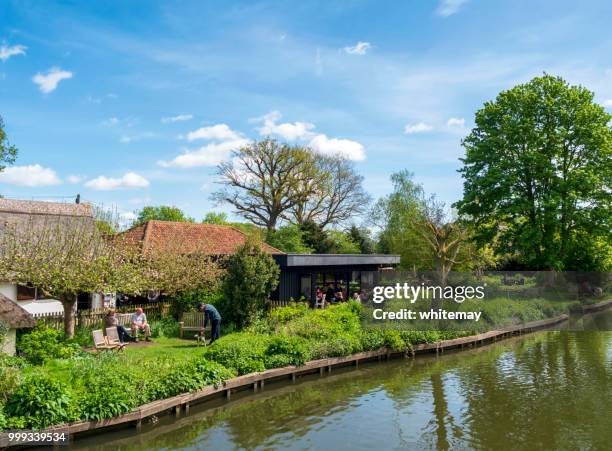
left=134, top=205, right=194, bottom=226
left=213, top=139, right=320, bottom=231
left=288, top=155, right=371, bottom=228
left=373, top=171, right=472, bottom=281
left=0, top=115, right=18, bottom=177
left=372, top=171, right=434, bottom=270
left=455, top=75, right=611, bottom=270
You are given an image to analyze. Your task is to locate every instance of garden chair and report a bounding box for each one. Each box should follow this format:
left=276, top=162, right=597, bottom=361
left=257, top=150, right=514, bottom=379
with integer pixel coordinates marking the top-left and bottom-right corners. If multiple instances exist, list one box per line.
left=314, top=294, right=326, bottom=309
left=105, top=327, right=127, bottom=350
left=92, top=329, right=121, bottom=352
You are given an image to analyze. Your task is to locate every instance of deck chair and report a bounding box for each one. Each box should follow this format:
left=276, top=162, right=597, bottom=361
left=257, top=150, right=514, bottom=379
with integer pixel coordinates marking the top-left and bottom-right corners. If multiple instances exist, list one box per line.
left=92, top=329, right=120, bottom=352
left=105, top=327, right=127, bottom=350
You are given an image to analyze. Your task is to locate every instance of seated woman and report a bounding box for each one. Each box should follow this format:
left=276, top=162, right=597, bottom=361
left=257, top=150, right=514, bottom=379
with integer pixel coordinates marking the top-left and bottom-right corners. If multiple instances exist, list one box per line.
left=105, top=309, right=134, bottom=343
left=334, top=289, right=344, bottom=302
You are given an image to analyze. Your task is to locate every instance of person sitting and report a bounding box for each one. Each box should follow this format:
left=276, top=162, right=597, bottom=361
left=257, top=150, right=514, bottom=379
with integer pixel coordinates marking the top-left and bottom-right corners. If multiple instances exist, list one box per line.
left=199, top=303, right=222, bottom=344
left=334, top=289, right=344, bottom=302
left=131, top=308, right=152, bottom=342
left=352, top=291, right=361, bottom=302
left=105, top=309, right=134, bottom=343
left=326, top=284, right=335, bottom=304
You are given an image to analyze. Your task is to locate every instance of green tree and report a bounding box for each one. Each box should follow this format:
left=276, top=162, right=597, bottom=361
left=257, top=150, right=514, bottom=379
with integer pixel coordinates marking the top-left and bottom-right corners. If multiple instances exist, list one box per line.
left=372, top=171, right=433, bottom=270
left=288, top=155, right=371, bottom=228
left=299, top=220, right=334, bottom=253
left=0, top=218, right=144, bottom=338
left=348, top=225, right=375, bottom=254
left=213, top=139, right=321, bottom=231
left=327, top=230, right=361, bottom=254
left=202, top=212, right=229, bottom=224
left=265, top=224, right=313, bottom=253
left=134, top=205, right=194, bottom=226
left=0, top=115, right=18, bottom=176
left=221, top=240, right=280, bottom=327
left=455, top=74, right=611, bottom=270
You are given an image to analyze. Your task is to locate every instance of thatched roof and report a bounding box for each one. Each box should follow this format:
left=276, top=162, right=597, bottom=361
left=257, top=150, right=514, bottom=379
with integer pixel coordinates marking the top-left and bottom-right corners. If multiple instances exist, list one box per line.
left=0, top=293, right=36, bottom=328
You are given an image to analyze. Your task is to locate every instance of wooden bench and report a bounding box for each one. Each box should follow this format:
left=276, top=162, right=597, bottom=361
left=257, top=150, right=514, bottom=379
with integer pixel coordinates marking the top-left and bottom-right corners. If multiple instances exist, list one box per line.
left=179, top=311, right=204, bottom=338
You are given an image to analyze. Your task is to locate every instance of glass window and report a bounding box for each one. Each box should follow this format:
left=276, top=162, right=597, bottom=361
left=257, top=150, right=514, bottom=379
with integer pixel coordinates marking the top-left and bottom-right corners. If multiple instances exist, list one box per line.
left=300, top=275, right=312, bottom=301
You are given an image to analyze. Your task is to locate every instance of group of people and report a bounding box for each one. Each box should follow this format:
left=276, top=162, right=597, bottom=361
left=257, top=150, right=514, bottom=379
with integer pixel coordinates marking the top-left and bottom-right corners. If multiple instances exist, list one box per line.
left=314, top=284, right=367, bottom=306
left=104, top=307, right=152, bottom=343
left=104, top=303, right=222, bottom=345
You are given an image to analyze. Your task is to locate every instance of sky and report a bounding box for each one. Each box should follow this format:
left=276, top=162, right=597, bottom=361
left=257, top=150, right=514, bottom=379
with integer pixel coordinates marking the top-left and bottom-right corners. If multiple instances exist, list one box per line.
left=1, top=0, right=612, bottom=225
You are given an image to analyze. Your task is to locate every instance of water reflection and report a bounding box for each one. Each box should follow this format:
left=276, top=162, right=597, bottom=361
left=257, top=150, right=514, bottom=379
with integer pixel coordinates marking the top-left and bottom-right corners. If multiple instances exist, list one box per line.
left=71, top=310, right=612, bottom=451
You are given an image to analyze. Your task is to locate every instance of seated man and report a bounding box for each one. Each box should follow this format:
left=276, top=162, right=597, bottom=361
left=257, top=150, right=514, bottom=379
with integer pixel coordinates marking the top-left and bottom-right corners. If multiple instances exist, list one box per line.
left=131, top=307, right=152, bottom=342
left=105, top=309, right=134, bottom=343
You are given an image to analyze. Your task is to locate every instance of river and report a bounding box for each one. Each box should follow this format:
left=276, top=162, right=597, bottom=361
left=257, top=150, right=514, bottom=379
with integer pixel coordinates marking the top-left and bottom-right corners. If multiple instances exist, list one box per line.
left=70, top=309, right=612, bottom=451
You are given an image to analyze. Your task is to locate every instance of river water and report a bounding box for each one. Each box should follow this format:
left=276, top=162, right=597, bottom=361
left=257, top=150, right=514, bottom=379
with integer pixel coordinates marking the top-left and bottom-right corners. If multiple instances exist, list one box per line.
left=71, top=310, right=612, bottom=451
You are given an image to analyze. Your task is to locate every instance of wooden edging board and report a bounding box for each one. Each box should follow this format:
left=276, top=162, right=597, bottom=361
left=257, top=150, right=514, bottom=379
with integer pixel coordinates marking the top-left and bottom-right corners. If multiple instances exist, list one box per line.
left=2, top=300, right=610, bottom=448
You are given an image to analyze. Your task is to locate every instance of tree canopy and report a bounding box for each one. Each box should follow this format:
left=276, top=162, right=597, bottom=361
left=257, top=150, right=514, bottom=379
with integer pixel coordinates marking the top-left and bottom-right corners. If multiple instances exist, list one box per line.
left=213, top=139, right=370, bottom=231
left=213, top=139, right=321, bottom=231
left=134, top=205, right=194, bottom=226
left=0, top=115, right=18, bottom=179
left=455, top=74, right=611, bottom=270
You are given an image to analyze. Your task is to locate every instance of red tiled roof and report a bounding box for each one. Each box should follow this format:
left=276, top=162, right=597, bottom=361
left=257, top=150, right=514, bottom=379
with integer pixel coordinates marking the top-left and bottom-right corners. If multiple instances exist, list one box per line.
left=119, top=220, right=284, bottom=256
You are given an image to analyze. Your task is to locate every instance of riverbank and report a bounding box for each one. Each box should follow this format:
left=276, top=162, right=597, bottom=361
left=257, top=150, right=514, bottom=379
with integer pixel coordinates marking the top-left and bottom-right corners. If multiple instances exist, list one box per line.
left=2, top=303, right=597, bottom=449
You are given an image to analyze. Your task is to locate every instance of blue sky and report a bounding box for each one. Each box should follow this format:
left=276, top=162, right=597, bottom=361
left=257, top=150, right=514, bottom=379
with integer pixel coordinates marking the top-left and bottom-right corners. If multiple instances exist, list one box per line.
left=1, top=0, right=611, bottom=225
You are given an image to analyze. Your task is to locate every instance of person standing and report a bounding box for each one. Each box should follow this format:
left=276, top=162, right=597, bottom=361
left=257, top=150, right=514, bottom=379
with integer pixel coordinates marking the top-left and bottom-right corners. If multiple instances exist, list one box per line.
left=199, top=303, right=222, bottom=344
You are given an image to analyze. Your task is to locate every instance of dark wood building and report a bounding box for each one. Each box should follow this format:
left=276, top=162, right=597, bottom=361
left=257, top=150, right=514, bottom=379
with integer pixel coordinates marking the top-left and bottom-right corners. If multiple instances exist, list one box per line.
left=272, top=254, right=400, bottom=303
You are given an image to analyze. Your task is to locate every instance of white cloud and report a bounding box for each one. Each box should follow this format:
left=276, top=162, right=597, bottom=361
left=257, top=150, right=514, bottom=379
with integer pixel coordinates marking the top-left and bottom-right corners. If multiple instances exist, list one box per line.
left=85, top=172, right=150, bottom=191
left=0, top=44, right=27, bottom=62
left=162, top=114, right=193, bottom=123
left=308, top=134, right=366, bottom=161
left=602, top=99, right=612, bottom=107
left=436, top=0, right=468, bottom=17
left=447, top=117, right=465, bottom=127
left=119, top=136, right=132, bottom=143
left=404, top=122, right=434, bottom=134
left=0, top=164, right=61, bottom=187
left=158, top=139, right=249, bottom=168
left=32, top=67, right=73, bottom=93
left=343, top=41, right=372, bottom=56
left=255, top=111, right=315, bottom=140
left=67, top=175, right=84, bottom=184
left=186, top=124, right=242, bottom=141
left=102, top=117, right=119, bottom=126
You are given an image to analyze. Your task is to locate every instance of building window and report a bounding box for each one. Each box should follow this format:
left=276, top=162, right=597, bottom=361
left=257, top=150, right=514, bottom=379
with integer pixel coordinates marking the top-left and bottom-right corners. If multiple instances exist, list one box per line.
left=299, top=275, right=312, bottom=301
left=16, top=284, right=36, bottom=300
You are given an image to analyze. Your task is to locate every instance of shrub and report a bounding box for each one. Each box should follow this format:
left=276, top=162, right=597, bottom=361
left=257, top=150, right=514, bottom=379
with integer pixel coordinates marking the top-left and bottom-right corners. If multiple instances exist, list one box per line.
left=360, top=329, right=385, bottom=351
left=17, top=325, right=81, bottom=364
left=308, top=333, right=362, bottom=359
left=0, top=364, right=21, bottom=402
left=264, top=336, right=310, bottom=368
left=79, top=376, right=138, bottom=421
left=150, top=317, right=180, bottom=338
left=0, top=404, right=6, bottom=431
left=206, top=332, right=269, bottom=375
left=268, top=302, right=309, bottom=326
left=383, top=330, right=406, bottom=351
left=6, top=374, right=75, bottom=429
left=222, top=241, right=280, bottom=327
